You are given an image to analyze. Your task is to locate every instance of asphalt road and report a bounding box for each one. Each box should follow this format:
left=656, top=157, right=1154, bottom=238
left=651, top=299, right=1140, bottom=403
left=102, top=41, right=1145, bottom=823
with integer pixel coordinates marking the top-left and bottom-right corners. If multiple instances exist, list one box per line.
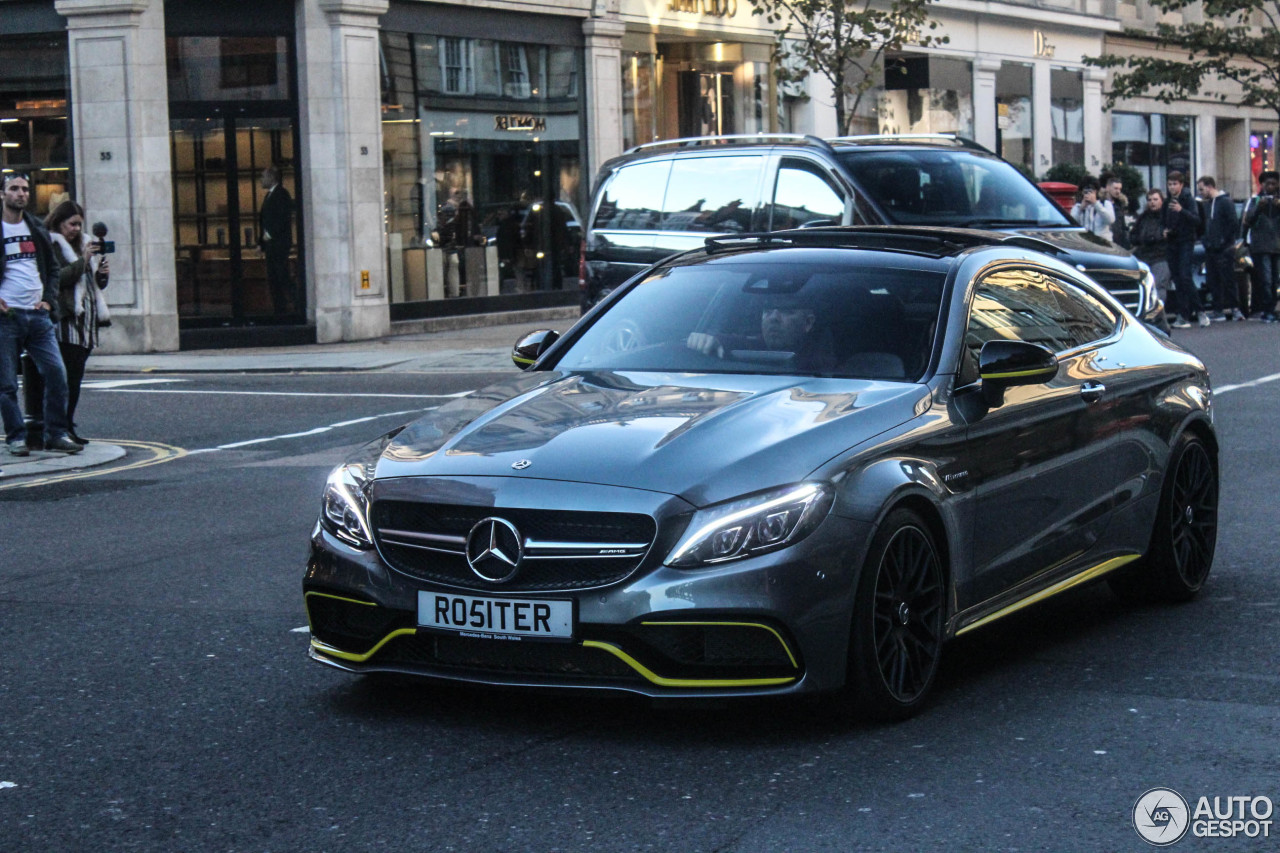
left=2, top=322, right=1278, bottom=852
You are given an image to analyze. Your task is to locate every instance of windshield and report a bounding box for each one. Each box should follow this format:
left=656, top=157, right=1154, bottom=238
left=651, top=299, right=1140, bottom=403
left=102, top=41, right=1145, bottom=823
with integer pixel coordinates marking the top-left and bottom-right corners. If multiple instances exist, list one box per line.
left=838, top=150, right=1071, bottom=228
left=554, top=256, right=946, bottom=380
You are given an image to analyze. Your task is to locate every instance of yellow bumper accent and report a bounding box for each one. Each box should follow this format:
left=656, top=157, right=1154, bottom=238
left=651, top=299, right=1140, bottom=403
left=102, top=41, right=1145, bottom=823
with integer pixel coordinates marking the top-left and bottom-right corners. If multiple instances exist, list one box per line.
left=639, top=620, right=800, bottom=669
left=311, top=629, right=418, bottom=663
left=582, top=640, right=798, bottom=688
left=956, top=554, right=1140, bottom=636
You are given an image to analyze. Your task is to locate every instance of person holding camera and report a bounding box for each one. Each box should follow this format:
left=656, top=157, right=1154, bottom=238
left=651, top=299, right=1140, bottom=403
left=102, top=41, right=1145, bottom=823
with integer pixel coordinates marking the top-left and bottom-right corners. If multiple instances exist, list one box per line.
left=42, top=199, right=109, bottom=444
left=1243, top=170, right=1280, bottom=322
left=0, top=174, right=80, bottom=456
left=1070, top=180, right=1116, bottom=242
left=1196, top=176, right=1243, bottom=322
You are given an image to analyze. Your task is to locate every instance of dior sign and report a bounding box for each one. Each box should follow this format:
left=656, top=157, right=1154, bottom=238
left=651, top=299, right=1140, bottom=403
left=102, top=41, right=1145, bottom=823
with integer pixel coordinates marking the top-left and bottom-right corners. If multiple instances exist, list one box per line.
left=668, top=0, right=738, bottom=17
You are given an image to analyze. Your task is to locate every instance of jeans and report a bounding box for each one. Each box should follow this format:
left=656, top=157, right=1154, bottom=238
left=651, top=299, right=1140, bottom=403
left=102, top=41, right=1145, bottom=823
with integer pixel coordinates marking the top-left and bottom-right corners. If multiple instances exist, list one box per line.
left=1205, top=246, right=1237, bottom=312
left=0, top=308, right=70, bottom=443
left=1168, top=241, right=1201, bottom=318
left=1254, top=253, right=1280, bottom=316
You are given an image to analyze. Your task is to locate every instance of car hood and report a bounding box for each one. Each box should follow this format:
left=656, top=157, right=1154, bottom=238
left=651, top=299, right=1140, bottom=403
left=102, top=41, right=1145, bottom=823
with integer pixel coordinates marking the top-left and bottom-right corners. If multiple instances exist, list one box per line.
left=376, top=371, right=924, bottom=505
left=1010, top=227, right=1139, bottom=270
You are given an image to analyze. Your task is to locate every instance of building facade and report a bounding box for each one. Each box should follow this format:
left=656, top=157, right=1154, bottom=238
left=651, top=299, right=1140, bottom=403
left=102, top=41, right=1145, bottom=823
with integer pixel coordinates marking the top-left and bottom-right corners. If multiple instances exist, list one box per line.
left=1, top=0, right=1272, bottom=353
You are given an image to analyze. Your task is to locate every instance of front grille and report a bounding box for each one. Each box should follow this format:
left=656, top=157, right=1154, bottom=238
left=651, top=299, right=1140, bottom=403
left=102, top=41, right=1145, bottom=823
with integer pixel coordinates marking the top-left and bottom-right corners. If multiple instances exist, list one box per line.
left=371, top=501, right=657, bottom=592
left=1088, top=270, right=1143, bottom=314
left=374, top=633, right=641, bottom=681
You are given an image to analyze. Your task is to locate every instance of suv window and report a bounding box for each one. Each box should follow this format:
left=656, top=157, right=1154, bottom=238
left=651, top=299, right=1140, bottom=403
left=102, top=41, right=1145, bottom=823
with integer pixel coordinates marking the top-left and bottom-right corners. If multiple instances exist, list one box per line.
left=593, top=160, right=672, bottom=230
left=658, top=155, right=764, bottom=233
left=837, top=150, right=1069, bottom=228
left=770, top=159, right=845, bottom=229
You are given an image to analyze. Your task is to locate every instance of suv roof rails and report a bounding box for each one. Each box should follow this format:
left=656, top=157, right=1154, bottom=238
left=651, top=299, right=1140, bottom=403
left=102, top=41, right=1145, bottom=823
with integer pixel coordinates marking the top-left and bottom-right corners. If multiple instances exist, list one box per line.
left=827, top=133, right=993, bottom=154
left=625, top=134, right=835, bottom=156
left=701, top=226, right=1061, bottom=258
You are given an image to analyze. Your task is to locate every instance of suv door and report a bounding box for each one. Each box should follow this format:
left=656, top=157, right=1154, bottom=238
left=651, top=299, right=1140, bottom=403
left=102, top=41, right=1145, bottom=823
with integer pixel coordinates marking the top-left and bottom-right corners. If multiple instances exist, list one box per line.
left=767, top=157, right=849, bottom=230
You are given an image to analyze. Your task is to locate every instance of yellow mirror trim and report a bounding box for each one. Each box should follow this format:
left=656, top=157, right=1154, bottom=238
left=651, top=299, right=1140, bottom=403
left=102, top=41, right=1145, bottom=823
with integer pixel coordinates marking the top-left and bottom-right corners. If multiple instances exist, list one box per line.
left=981, top=366, right=1057, bottom=380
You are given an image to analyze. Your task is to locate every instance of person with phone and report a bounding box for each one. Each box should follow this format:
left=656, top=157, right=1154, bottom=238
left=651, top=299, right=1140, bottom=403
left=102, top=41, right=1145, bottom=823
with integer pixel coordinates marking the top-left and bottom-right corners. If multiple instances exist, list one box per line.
left=1070, top=179, right=1116, bottom=242
left=1164, top=171, right=1206, bottom=328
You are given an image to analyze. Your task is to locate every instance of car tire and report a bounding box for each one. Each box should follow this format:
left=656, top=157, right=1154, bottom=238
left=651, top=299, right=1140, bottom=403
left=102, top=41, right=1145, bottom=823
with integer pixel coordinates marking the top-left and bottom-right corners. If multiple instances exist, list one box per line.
left=1110, top=432, right=1218, bottom=603
left=844, top=508, right=946, bottom=721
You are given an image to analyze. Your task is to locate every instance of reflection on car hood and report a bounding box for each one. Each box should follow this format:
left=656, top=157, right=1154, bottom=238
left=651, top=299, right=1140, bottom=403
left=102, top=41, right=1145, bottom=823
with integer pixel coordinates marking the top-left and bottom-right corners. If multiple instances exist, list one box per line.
left=1011, top=228, right=1138, bottom=268
left=377, top=371, right=923, bottom=505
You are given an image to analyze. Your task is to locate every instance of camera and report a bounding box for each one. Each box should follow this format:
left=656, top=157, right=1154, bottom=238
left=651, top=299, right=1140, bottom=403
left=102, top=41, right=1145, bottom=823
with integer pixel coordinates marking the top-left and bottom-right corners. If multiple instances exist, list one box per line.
left=99, top=240, right=115, bottom=254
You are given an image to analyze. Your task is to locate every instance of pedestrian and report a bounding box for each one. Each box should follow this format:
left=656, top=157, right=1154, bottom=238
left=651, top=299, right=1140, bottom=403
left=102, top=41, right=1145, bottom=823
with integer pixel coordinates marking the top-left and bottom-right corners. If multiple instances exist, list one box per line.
left=0, top=173, right=81, bottom=455
left=1196, top=176, right=1243, bottom=322
left=1243, top=169, right=1280, bottom=322
left=1164, top=171, right=1206, bottom=328
left=45, top=199, right=110, bottom=443
left=1102, top=175, right=1131, bottom=249
left=1131, top=188, right=1172, bottom=312
left=1071, top=179, right=1115, bottom=242
left=258, top=165, right=294, bottom=316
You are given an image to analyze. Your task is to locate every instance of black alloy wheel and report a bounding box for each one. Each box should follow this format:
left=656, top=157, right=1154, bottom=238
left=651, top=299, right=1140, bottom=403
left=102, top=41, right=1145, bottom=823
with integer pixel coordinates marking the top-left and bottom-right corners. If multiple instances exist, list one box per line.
left=846, top=508, right=946, bottom=721
left=1111, top=432, right=1218, bottom=603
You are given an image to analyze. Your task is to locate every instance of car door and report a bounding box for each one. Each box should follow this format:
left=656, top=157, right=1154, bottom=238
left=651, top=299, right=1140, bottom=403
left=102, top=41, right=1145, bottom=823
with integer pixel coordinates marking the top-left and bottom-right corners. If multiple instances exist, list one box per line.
left=955, top=266, right=1121, bottom=608
left=767, top=157, right=850, bottom=229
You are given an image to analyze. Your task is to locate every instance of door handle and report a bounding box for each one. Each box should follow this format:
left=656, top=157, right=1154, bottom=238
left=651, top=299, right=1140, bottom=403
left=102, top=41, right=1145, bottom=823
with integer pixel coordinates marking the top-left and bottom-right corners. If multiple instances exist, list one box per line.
left=1080, top=381, right=1106, bottom=402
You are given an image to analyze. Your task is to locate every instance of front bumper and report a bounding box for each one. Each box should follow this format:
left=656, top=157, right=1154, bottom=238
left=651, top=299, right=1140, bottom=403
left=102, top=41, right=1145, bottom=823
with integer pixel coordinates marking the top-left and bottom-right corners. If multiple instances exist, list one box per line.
left=304, top=496, right=872, bottom=700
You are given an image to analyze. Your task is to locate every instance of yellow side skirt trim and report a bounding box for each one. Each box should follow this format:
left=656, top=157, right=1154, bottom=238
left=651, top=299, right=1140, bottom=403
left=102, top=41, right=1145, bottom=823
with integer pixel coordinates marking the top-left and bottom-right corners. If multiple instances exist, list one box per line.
left=955, top=554, right=1140, bottom=637
left=583, top=640, right=797, bottom=688
left=638, top=620, right=800, bottom=669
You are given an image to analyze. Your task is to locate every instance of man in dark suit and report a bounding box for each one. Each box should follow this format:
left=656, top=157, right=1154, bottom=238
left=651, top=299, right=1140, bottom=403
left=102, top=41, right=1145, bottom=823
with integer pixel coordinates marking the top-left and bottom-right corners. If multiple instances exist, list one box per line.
left=1196, top=176, right=1242, bottom=321
left=258, top=166, right=294, bottom=316
left=1164, top=171, right=1204, bottom=328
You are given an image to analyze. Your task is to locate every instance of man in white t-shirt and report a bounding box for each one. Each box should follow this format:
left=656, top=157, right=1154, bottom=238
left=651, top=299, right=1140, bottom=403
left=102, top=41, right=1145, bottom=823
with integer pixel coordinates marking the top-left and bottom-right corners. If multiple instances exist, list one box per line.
left=0, top=174, right=81, bottom=455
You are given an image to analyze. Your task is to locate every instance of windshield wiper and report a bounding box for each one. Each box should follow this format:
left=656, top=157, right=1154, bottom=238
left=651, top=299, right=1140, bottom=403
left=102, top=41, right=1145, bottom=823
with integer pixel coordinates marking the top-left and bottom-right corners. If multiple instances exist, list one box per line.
left=954, top=218, right=1046, bottom=228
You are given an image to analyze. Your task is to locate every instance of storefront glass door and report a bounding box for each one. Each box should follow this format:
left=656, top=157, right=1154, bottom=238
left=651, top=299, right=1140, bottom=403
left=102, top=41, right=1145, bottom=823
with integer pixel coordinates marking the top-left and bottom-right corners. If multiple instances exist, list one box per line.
left=171, top=115, right=299, bottom=324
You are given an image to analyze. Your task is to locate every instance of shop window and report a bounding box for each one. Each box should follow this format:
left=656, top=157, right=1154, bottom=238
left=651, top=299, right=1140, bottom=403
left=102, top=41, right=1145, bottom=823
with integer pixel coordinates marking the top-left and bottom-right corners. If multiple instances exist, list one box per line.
left=1050, top=68, right=1084, bottom=168
left=168, top=36, right=290, bottom=101
left=878, top=56, right=973, bottom=137
left=1111, top=112, right=1195, bottom=192
left=0, top=33, right=71, bottom=214
left=996, top=63, right=1033, bottom=171
left=622, top=52, right=658, bottom=150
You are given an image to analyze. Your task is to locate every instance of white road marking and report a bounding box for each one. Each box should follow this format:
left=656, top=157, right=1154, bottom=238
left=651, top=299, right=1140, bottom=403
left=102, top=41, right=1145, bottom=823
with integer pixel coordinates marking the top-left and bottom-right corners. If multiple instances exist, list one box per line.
left=88, top=388, right=471, bottom=399
left=82, top=378, right=186, bottom=389
left=291, top=626, right=311, bottom=633
left=1215, top=372, right=1280, bottom=394
left=186, top=409, right=430, bottom=454
left=0, top=781, right=17, bottom=790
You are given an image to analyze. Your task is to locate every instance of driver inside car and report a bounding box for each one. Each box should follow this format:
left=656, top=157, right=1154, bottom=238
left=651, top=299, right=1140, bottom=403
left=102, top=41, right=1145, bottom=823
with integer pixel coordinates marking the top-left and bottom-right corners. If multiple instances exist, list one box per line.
left=686, top=292, right=837, bottom=371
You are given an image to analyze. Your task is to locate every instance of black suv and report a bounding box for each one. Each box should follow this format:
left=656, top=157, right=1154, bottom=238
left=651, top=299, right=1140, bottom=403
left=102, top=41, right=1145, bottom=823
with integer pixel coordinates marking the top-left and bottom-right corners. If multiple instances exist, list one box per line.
left=580, top=134, right=1164, bottom=328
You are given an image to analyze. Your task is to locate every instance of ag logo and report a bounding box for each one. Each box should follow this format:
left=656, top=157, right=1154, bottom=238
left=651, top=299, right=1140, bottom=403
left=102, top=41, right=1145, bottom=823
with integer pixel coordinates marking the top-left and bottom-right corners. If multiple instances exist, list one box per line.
left=1133, top=787, right=1190, bottom=846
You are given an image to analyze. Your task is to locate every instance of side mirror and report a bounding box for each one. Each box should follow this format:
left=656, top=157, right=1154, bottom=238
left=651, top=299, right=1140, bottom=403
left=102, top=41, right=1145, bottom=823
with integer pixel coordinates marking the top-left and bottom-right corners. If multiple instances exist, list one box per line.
left=512, top=329, right=559, bottom=370
left=978, top=340, right=1058, bottom=407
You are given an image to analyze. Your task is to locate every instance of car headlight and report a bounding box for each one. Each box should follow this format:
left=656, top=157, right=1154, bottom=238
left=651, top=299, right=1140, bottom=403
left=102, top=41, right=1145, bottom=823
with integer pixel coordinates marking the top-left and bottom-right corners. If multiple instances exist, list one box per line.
left=318, top=429, right=402, bottom=548
left=1136, top=260, right=1159, bottom=316
left=666, top=483, right=834, bottom=568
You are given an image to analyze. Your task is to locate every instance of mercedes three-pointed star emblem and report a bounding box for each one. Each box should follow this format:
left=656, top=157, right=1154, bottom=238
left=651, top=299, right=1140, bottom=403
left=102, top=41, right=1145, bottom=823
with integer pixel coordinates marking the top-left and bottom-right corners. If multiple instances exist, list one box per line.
left=465, top=517, right=524, bottom=583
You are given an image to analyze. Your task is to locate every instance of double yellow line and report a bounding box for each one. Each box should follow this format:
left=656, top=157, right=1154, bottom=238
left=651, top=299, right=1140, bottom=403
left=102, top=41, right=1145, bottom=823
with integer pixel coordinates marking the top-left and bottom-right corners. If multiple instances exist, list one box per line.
left=0, top=439, right=187, bottom=491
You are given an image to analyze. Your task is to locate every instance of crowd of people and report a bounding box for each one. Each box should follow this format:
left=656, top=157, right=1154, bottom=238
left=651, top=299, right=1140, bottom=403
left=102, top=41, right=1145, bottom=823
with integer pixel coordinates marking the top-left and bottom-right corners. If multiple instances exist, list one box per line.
left=1081, top=168, right=1280, bottom=328
left=1, top=173, right=110, bottom=474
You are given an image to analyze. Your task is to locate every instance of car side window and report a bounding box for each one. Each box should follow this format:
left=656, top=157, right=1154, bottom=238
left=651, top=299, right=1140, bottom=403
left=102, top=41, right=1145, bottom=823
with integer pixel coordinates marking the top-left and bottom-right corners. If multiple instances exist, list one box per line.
left=961, top=269, right=1077, bottom=379
left=770, top=159, right=845, bottom=229
left=1042, top=276, right=1118, bottom=348
left=592, top=161, right=672, bottom=230
left=658, top=155, right=764, bottom=233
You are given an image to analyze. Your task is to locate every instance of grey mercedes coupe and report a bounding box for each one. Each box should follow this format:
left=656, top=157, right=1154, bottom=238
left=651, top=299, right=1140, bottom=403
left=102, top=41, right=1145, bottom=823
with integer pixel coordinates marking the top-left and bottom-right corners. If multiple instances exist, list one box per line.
left=304, top=227, right=1217, bottom=720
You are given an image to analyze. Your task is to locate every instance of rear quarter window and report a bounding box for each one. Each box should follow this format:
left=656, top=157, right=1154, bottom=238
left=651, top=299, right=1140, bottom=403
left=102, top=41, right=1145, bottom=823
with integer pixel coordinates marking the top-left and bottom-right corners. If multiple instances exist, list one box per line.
left=593, top=161, right=672, bottom=230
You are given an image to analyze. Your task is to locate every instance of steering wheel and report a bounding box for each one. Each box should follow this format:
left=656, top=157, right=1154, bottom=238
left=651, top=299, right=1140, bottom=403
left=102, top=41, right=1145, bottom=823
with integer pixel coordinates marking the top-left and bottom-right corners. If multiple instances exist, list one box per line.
left=602, top=320, right=647, bottom=353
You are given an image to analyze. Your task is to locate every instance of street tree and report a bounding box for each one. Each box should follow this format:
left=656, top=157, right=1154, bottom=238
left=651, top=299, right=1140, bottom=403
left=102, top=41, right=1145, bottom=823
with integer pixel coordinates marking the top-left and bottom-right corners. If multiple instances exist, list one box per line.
left=1086, top=0, right=1280, bottom=126
left=748, top=0, right=948, bottom=135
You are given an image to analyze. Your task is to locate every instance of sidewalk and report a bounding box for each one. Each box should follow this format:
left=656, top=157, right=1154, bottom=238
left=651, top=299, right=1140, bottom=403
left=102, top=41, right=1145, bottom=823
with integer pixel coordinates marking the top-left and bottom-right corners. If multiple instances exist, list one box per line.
left=88, top=308, right=579, bottom=375
left=0, top=441, right=126, bottom=485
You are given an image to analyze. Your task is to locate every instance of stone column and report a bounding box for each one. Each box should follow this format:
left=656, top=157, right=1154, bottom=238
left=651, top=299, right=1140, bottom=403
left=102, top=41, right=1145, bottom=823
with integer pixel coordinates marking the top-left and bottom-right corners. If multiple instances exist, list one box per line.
left=1083, top=67, right=1107, bottom=173
left=298, top=0, right=390, bottom=343
left=1033, top=62, right=1054, bottom=174
left=55, top=0, right=177, bottom=354
left=583, top=14, right=626, bottom=182
left=972, top=57, right=1002, bottom=154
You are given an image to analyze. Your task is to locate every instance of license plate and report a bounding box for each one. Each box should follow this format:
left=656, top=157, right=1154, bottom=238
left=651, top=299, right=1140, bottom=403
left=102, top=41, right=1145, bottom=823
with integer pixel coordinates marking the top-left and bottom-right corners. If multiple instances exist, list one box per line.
left=417, top=592, right=574, bottom=641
